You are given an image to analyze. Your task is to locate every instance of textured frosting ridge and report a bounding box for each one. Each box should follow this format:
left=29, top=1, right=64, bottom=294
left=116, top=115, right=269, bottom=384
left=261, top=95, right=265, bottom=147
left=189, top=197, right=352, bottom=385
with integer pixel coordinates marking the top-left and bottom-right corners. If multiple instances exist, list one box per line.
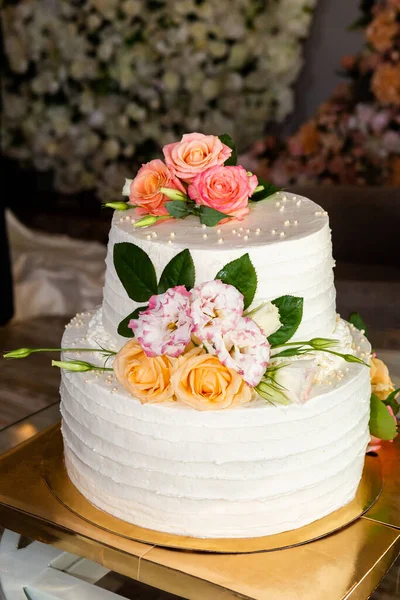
left=60, top=311, right=371, bottom=538
left=102, top=192, right=337, bottom=347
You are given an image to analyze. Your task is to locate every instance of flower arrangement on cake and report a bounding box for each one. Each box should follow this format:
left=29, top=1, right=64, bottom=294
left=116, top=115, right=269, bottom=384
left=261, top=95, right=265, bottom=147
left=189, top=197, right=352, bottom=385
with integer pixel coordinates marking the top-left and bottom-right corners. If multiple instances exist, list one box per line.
left=105, top=132, right=279, bottom=227
left=244, top=0, right=400, bottom=187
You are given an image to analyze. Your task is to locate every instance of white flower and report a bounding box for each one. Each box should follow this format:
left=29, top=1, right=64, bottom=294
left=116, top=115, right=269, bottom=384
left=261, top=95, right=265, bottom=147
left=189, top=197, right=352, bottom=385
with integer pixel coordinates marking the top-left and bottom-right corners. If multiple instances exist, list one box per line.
left=269, top=361, right=316, bottom=405
left=209, top=317, right=271, bottom=387
left=247, top=302, right=281, bottom=338
left=190, top=280, right=244, bottom=341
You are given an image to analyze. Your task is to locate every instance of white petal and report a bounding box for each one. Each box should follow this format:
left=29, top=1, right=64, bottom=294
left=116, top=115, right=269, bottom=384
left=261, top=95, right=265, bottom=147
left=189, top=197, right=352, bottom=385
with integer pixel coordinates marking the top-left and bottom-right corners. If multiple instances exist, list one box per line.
left=122, top=178, right=133, bottom=196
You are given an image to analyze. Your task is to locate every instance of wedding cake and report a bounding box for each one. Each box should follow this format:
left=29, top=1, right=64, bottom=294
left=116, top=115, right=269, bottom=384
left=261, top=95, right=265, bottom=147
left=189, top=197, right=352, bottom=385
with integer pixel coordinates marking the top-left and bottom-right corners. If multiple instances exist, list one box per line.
left=0, top=131, right=378, bottom=540
left=56, top=132, right=372, bottom=538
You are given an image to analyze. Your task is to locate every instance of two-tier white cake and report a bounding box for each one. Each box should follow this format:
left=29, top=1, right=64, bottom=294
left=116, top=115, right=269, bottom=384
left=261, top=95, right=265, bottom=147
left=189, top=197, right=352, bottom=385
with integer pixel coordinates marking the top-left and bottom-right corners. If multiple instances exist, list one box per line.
left=60, top=191, right=371, bottom=538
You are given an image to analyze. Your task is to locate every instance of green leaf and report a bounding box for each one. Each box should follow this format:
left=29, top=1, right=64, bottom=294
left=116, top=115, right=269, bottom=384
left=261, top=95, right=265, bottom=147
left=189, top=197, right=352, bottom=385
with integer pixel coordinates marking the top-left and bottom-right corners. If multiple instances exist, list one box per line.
left=113, top=242, right=157, bottom=302
left=383, top=388, right=400, bottom=416
left=218, top=133, right=237, bottom=166
left=198, top=206, right=230, bottom=227
left=118, top=306, right=147, bottom=338
left=348, top=312, right=368, bottom=339
left=158, top=249, right=195, bottom=293
left=165, top=201, right=191, bottom=219
left=369, top=394, right=397, bottom=441
left=215, top=253, right=257, bottom=310
left=268, top=296, right=304, bottom=346
left=250, top=178, right=280, bottom=202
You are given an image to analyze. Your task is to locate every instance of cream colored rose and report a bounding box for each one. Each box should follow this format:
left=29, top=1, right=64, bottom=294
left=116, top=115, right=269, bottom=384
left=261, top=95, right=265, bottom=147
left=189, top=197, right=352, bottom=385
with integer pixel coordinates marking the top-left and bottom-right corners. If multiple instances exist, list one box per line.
left=170, top=347, right=252, bottom=411
left=248, top=301, right=281, bottom=338
left=370, top=356, right=395, bottom=400
left=113, top=339, right=175, bottom=404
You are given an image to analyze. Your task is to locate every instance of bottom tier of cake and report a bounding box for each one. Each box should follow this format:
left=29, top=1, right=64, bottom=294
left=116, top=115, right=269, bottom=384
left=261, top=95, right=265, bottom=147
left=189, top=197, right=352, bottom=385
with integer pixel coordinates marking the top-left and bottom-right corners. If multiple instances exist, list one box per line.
left=60, top=310, right=371, bottom=539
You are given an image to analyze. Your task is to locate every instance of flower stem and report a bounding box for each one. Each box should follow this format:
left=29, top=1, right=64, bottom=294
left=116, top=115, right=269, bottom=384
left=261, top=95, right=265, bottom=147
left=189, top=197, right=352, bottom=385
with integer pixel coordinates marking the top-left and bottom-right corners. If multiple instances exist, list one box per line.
left=3, top=347, right=116, bottom=359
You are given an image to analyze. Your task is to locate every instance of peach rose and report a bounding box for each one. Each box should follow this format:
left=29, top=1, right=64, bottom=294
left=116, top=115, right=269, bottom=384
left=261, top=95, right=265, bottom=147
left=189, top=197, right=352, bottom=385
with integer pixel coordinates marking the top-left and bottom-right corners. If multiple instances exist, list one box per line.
left=129, top=159, right=185, bottom=216
left=170, top=347, right=253, bottom=411
left=163, top=132, right=232, bottom=182
left=370, top=356, right=395, bottom=401
left=113, top=339, right=176, bottom=404
left=188, top=165, right=257, bottom=220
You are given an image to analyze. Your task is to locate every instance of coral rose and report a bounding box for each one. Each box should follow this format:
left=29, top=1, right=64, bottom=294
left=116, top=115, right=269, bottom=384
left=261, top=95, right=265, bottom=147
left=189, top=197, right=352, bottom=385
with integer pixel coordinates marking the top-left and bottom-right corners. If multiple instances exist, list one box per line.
left=171, top=347, right=252, bottom=411
left=163, top=132, right=232, bottom=182
left=188, top=165, right=258, bottom=220
left=113, top=339, right=175, bottom=404
left=128, top=159, right=185, bottom=216
left=370, top=356, right=395, bottom=400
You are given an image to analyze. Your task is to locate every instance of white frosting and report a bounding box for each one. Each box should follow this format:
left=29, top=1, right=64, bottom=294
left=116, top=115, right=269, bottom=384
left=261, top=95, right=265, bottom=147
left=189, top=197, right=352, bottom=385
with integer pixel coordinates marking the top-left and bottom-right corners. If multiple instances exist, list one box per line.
left=60, top=311, right=371, bottom=538
left=102, top=193, right=337, bottom=347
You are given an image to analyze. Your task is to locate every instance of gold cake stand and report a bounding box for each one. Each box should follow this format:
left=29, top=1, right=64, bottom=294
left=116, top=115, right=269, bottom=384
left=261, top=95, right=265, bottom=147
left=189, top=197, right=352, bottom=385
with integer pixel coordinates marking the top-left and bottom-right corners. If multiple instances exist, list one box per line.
left=42, top=426, right=382, bottom=554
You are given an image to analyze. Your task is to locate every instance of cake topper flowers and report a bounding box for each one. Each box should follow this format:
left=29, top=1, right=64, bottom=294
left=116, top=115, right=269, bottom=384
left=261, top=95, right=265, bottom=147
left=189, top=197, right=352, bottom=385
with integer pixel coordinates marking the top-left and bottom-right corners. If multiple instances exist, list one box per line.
left=104, top=132, right=279, bottom=227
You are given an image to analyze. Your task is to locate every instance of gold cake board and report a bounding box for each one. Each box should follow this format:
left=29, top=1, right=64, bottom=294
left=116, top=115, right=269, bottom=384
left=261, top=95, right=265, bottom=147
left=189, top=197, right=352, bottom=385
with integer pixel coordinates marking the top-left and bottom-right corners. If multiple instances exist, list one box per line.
left=42, top=426, right=382, bottom=554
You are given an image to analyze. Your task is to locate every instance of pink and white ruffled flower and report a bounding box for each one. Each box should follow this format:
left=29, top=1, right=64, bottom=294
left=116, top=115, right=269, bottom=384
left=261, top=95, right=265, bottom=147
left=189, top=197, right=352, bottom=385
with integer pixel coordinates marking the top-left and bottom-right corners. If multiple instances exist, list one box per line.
left=190, top=280, right=244, bottom=341
left=207, top=317, right=270, bottom=387
left=129, top=286, right=192, bottom=358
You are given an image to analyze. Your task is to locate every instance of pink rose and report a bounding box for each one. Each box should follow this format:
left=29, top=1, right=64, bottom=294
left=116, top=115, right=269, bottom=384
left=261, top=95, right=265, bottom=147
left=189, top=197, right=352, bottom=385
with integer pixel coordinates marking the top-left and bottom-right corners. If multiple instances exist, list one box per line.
left=128, top=159, right=185, bottom=216
left=190, top=280, right=244, bottom=341
left=206, top=317, right=271, bottom=387
left=129, top=286, right=192, bottom=357
left=163, top=132, right=232, bottom=182
left=188, top=165, right=258, bottom=220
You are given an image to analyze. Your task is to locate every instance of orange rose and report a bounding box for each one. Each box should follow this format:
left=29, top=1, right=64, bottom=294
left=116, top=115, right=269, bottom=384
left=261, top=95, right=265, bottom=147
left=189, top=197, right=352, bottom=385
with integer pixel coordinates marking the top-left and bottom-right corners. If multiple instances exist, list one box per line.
left=370, top=356, right=395, bottom=401
left=371, top=63, right=400, bottom=107
left=170, top=347, right=253, bottom=411
left=113, top=339, right=176, bottom=404
left=366, top=9, right=398, bottom=52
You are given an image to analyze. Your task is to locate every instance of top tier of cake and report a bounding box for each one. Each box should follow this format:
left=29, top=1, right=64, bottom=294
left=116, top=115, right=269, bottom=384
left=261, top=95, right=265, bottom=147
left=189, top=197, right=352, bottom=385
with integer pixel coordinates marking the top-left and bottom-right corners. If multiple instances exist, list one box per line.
left=102, top=192, right=336, bottom=346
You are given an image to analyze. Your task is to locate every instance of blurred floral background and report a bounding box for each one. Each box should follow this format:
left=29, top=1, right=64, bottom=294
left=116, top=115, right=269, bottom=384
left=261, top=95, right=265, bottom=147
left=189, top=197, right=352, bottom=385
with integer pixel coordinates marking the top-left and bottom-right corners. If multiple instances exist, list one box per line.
left=2, top=0, right=317, bottom=201
left=244, top=0, right=400, bottom=186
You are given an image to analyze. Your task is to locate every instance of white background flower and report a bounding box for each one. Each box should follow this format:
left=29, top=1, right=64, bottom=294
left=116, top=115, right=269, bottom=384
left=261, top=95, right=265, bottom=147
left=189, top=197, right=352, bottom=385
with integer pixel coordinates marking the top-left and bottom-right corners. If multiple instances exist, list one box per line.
left=2, top=0, right=317, bottom=201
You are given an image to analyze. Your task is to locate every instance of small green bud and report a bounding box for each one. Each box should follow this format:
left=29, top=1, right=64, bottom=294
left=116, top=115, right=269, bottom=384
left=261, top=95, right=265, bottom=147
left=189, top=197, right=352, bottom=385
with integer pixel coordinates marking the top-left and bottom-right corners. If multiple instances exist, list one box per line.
left=159, top=187, right=188, bottom=202
left=103, top=202, right=130, bottom=211
left=253, top=184, right=264, bottom=193
left=310, top=338, right=338, bottom=350
left=342, top=354, right=368, bottom=366
left=134, top=215, right=158, bottom=228
left=52, top=359, right=94, bottom=372
left=3, top=347, right=32, bottom=359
